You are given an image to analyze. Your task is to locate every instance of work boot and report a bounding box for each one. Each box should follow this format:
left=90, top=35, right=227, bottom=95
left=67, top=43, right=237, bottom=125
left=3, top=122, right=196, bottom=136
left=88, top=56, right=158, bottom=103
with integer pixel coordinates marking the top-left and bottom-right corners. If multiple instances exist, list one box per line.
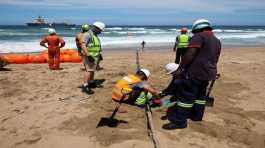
left=162, top=122, right=187, bottom=130
left=82, top=86, right=94, bottom=95
left=160, top=115, right=168, bottom=120
left=88, top=80, right=104, bottom=88
left=88, top=81, right=97, bottom=88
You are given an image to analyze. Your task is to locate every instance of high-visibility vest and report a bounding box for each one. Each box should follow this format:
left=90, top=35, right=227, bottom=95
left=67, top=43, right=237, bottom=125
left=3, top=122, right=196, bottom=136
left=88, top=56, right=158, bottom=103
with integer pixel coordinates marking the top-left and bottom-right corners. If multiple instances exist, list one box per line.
left=135, top=91, right=152, bottom=106
left=112, top=74, right=142, bottom=101
left=87, top=31, right=101, bottom=61
left=177, top=34, right=189, bottom=48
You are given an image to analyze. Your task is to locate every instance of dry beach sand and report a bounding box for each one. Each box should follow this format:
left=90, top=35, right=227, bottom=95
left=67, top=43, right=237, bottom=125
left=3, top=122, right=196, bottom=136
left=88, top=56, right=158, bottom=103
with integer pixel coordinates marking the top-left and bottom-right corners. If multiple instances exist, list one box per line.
left=0, top=47, right=265, bottom=148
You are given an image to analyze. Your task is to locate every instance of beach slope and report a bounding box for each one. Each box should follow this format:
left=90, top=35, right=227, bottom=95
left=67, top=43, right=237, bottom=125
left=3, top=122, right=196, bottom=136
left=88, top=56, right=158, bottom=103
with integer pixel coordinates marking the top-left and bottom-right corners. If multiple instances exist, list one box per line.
left=0, top=47, right=265, bottom=148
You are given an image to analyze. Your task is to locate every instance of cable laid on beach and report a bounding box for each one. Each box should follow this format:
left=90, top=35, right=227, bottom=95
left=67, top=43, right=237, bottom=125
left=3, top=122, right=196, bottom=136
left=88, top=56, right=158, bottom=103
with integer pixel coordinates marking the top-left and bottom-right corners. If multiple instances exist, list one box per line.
left=135, top=45, right=161, bottom=148
left=146, top=103, right=161, bottom=148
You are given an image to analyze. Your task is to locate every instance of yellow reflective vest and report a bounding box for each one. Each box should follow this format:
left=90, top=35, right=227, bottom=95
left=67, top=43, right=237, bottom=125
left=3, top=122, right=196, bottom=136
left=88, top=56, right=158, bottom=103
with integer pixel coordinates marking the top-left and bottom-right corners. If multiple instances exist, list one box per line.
left=112, top=74, right=142, bottom=101
left=87, top=32, right=102, bottom=61
left=177, top=34, right=190, bottom=48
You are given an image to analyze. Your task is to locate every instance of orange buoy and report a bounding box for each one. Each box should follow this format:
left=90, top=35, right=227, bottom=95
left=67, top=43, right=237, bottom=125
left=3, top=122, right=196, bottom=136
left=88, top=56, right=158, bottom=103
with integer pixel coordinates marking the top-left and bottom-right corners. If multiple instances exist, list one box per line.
left=61, top=54, right=72, bottom=62
left=63, top=49, right=78, bottom=55
left=28, top=55, right=46, bottom=63
left=41, top=53, right=49, bottom=61
left=27, top=55, right=35, bottom=63
left=3, top=54, right=29, bottom=64
left=2, top=49, right=81, bottom=64
left=70, top=54, right=82, bottom=63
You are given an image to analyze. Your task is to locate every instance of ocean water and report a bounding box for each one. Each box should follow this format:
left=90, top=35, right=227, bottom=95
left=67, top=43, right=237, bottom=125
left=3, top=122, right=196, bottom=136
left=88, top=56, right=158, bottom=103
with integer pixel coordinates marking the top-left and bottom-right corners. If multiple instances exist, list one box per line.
left=0, top=25, right=265, bottom=53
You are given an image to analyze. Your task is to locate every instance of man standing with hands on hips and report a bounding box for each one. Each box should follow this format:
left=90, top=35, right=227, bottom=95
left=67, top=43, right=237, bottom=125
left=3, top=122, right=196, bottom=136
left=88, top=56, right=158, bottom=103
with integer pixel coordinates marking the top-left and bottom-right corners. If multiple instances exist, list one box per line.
left=40, top=28, right=65, bottom=70
left=80, top=21, right=105, bottom=95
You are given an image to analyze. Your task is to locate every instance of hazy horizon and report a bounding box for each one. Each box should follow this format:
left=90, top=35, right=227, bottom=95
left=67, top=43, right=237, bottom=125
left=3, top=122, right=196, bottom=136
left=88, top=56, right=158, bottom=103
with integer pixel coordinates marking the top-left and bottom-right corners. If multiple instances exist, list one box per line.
left=1, top=24, right=265, bottom=27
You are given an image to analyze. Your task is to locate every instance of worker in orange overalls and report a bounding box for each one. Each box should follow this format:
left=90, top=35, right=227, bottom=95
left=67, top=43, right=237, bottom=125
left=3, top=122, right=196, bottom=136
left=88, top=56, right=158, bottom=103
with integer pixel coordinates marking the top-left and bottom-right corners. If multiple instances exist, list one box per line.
left=40, top=28, right=65, bottom=70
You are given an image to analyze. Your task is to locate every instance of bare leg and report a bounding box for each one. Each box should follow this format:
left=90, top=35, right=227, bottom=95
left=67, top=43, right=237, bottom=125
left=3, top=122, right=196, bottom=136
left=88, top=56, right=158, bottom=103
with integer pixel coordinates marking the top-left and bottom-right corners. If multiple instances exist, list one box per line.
left=84, top=71, right=94, bottom=84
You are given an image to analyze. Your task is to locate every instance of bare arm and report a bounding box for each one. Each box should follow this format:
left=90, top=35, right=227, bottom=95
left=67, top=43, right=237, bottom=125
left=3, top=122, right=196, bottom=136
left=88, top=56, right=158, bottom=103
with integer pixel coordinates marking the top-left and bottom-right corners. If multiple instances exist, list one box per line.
left=81, top=43, right=89, bottom=56
left=144, top=85, right=160, bottom=96
left=81, top=33, right=91, bottom=56
left=75, top=36, right=80, bottom=49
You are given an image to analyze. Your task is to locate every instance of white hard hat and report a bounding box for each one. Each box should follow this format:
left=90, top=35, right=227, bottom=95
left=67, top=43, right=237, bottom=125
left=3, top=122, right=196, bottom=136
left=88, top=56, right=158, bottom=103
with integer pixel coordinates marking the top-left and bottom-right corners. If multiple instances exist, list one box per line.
left=165, top=63, right=179, bottom=74
left=48, top=28, right=56, bottom=34
left=140, top=68, right=150, bottom=78
left=192, top=19, right=212, bottom=33
left=93, top=21, right=105, bottom=31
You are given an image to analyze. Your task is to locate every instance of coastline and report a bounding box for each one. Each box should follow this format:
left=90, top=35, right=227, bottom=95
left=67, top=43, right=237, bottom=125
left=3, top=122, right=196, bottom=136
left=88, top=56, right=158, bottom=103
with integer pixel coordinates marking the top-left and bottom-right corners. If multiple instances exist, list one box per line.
left=0, top=46, right=265, bottom=148
left=1, top=45, right=265, bottom=55
left=1, top=25, right=265, bottom=54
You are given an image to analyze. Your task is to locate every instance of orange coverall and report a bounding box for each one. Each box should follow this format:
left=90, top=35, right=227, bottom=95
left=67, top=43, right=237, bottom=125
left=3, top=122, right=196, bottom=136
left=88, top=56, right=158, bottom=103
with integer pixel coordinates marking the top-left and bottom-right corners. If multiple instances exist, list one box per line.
left=40, top=34, right=65, bottom=70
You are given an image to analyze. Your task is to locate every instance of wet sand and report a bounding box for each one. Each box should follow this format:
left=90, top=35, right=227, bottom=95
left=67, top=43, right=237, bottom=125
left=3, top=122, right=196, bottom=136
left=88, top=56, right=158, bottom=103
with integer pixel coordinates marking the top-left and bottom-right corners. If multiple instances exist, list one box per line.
left=0, top=47, right=265, bottom=148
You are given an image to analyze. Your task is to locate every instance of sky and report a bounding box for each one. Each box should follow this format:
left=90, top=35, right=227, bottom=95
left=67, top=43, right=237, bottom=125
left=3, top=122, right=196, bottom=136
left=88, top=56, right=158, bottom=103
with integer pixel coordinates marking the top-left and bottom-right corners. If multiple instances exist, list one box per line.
left=0, top=0, right=265, bottom=25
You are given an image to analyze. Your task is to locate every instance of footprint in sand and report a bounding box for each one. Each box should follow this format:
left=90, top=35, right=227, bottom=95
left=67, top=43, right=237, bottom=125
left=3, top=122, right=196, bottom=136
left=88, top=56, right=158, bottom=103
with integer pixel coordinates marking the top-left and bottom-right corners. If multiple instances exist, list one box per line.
left=15, top=132, right=42, bottom=146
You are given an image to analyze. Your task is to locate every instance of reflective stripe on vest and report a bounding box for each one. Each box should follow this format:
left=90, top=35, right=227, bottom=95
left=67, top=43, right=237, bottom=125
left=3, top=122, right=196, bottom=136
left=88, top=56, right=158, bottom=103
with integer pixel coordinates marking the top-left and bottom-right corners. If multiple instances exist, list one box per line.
left=112, top=74, right=142, bottom=101
left=177, top=34, right=189, bottom=48
left=177, top=101, right=193, bottom=108
left=194, top=99, right=206, bottom=105
left=87, top=32, right=101, bottom=59
left=135, top=91, right=152, bottom=106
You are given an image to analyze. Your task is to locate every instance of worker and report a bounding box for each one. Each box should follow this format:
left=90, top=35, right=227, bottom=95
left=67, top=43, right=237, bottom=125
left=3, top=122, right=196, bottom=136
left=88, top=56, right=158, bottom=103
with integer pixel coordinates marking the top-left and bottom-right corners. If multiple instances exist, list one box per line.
left=161, top=63, right=181, bottom=97
left=112, top=69, right=160, bottom=106
left=155, top=63, right=183, bottom=118
left=0, top=57, right=8, bottom=69
left=76, top=24, right=90, bottom=56
left=151, top=63, right=182, bottom=106
left=141, top=40, right=146, bottom=52
left=173, top=27, right=190, bottom=64
left=40, top=28, right=65, bottom=70
left=80, top=21, right=105, bottom=94
left=76, top=24, right=89, bottom=71
left=161, top=19, right=221, bottom=130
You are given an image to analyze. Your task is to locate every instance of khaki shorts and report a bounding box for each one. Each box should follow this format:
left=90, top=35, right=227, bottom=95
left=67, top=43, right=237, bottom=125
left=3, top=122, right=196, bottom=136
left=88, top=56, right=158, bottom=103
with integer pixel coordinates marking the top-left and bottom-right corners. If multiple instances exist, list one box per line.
left=82, top=56, right=96, bottom=72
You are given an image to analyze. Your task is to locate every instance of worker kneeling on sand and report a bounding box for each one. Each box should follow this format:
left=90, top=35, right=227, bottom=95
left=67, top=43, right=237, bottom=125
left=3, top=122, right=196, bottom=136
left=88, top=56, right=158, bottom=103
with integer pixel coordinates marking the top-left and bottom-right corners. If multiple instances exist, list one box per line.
left=155, top=63, right=185, bottom=117
left=159, top=19, right=221, bottom=130
left=40, top=28, right=65, bottom=70
left=112, top=69, right=160, bottom=106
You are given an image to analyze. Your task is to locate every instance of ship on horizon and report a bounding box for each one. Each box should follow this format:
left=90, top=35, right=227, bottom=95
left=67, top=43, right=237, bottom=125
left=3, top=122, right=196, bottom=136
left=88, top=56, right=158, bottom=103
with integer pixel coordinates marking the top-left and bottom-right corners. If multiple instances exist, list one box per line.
left=26, top=16, right=76, bottom=27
